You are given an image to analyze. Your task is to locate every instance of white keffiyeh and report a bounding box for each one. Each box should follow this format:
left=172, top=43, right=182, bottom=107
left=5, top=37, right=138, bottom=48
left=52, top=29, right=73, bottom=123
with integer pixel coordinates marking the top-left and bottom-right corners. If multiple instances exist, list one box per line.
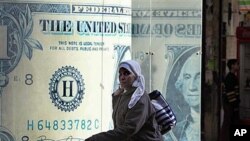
left=119, top=60, right=145, bottom=109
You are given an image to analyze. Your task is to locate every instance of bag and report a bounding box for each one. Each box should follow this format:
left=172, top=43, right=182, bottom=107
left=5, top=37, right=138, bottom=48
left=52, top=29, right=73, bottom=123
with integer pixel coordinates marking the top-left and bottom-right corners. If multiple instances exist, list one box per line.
left=149, top=90, right=177, bottom=134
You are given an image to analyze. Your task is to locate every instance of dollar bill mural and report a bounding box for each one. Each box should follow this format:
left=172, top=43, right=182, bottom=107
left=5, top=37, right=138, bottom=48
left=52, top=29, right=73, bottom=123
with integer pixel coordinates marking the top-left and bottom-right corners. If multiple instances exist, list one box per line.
left=132, top=0, right=202, bottom=141
left=0, top=0, right=131, bottom=140
left=163, top=47, right=201, bottom=141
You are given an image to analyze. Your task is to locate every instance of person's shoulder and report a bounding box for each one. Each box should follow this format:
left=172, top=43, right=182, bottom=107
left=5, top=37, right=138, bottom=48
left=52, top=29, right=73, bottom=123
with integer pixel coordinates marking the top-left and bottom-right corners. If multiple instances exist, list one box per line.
left=224, top=72, right=235, bottom=80
left=141, top=91, right=150, bottom=99
left=136, top=91, right=151, bottom=104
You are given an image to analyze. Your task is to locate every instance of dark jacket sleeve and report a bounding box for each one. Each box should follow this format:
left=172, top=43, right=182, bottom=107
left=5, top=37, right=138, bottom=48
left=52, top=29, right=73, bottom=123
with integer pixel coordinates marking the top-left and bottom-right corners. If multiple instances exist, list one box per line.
left=223, top=73, right=240, bottom=104
left=85, top=96, right=149, bottom=141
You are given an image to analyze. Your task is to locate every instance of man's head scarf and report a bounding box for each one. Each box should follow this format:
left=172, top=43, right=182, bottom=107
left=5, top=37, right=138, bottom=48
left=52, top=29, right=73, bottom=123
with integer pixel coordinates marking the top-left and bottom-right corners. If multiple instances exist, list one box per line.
left=118, top=60, right=145, bottom=109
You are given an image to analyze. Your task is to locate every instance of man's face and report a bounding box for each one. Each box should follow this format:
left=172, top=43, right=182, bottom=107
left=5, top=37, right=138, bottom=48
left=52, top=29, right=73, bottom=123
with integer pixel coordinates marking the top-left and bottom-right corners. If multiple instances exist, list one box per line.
left=181, top=54, right=201, bottom=108
left=232, top=62, right=239, bottom=72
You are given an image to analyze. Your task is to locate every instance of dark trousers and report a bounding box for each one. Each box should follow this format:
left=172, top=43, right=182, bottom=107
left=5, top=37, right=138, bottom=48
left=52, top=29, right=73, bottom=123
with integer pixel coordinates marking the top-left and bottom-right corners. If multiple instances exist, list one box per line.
left=219, top=101, right=239, bottom=141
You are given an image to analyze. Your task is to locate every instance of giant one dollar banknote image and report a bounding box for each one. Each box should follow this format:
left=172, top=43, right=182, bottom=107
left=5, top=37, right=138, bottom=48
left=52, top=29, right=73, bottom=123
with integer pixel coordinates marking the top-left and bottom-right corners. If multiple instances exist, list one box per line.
left=0, top=0, right=131, bottom=140
left=163, top=46, right=201, bottom=141
left=131, top=0, right=202, bottom=141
